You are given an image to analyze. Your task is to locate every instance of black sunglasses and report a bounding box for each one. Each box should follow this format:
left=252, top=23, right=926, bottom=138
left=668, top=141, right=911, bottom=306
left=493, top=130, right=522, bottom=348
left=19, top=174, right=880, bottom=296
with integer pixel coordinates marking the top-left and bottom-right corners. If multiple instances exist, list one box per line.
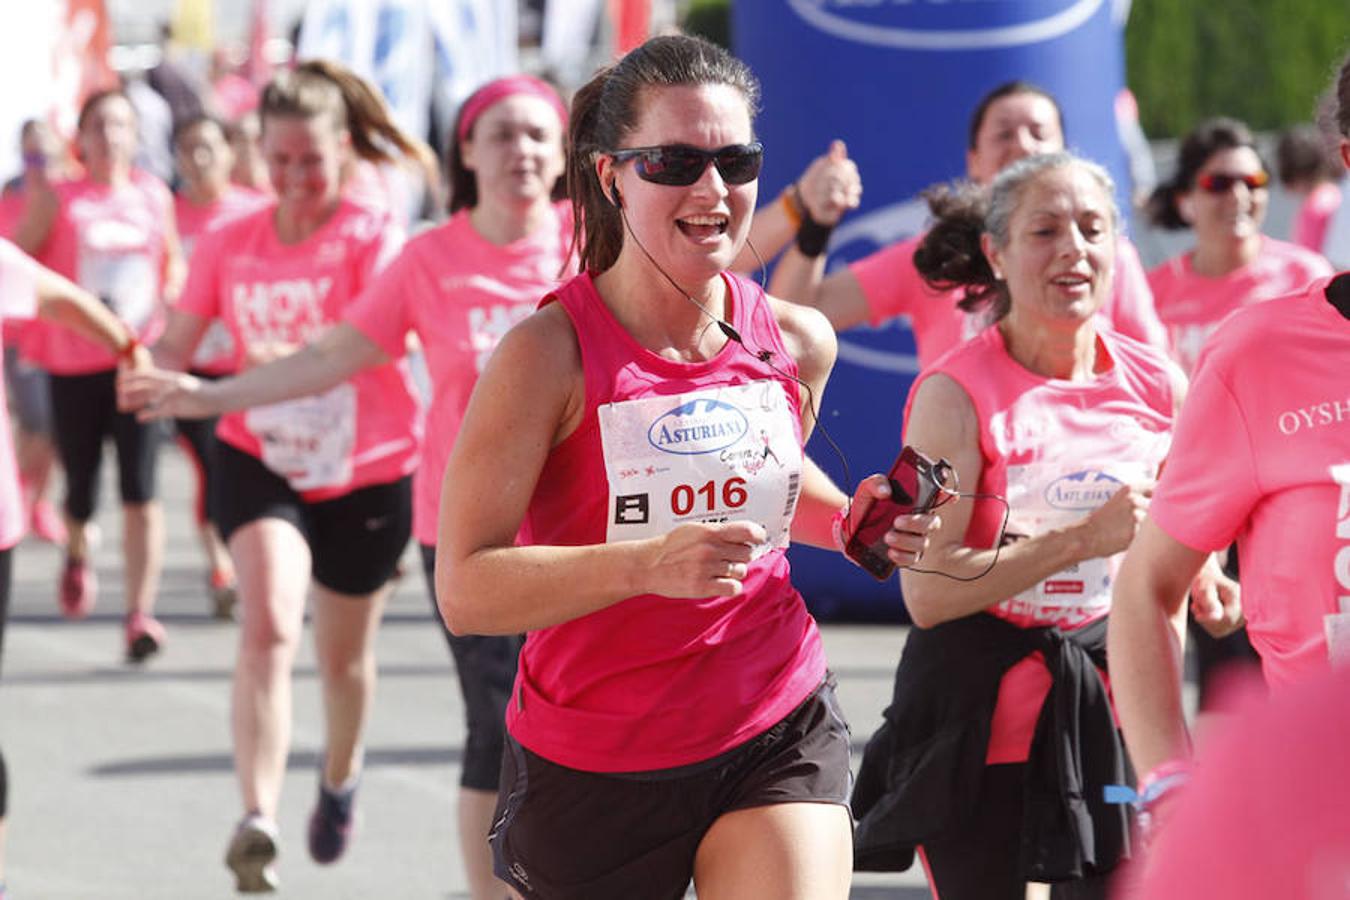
left=1195, top=171, right=1269, bottom=194
left=606, top=142, right=764, bottom=186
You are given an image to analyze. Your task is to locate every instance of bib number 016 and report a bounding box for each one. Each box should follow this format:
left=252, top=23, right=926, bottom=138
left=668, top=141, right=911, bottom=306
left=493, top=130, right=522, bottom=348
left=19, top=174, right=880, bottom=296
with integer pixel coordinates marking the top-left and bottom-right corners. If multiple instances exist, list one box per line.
left=670, top=477, right=748, bottom=516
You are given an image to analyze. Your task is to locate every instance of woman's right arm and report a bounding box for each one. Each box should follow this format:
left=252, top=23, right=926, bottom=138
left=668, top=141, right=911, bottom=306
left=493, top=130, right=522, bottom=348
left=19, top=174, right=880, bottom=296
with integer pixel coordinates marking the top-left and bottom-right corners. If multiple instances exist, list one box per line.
left=899, top=373, right=1150, bottom=628
left=123, top=321, right=386, bottom=420
left=436, top=305, right=768, bottom=637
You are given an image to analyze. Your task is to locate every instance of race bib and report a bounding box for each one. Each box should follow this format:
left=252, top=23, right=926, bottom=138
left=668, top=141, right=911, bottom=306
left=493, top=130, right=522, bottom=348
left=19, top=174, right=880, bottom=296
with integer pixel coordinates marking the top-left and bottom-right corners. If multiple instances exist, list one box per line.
left=80, top=249, right=156, bottom=329
left=996, top=459, right=1154, bottom=627
left=598, top=380, right=801, bottom=558
left=244, top=383, right=356, bottom=491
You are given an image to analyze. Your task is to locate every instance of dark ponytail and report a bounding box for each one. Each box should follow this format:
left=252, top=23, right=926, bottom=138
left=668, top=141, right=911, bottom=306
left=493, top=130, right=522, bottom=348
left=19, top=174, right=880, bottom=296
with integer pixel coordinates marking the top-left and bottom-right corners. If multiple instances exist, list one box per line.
left=566, top=34, right=760, bottom=274
left=914, top=182, right=1006, bottom=318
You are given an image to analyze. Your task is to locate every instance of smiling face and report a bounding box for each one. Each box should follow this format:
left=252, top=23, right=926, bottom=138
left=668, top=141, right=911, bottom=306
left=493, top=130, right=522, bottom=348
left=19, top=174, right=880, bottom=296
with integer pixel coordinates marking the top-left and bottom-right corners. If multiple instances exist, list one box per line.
left=598, top=82, right=757, bottom=283
left=967, top=92, right=1064, bottom=186
left=261, top=113, right=347, bottom=219
left=1179, top=145, right=1269, bottom=248
left=461, top=94, right=565, bottom=208
left=985, top=164, right=1117, bottom=330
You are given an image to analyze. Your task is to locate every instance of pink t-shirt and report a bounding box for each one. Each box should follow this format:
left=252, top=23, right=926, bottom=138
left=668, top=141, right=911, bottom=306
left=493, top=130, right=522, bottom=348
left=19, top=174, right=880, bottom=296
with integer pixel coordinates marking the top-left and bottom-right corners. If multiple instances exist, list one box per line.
left=175, top=185, right=270, bottom=374
left=1147, top=236, right=1333, bottom=375
left=1132, top=668, right=1350, bottom=899
left=178, top=200, right=421, bottom=501
left=1150, top=276, right=1350, bottom=689
left=853, top=233, right=1166, bottom=368
left=28, top=171, right=173, bottom=374
left=0, top=239, right=41, bottom=548
left=345, top=202, right=575, bottom=546
left=1291, top=180, right=1343, bottom=254
left=507, top=271, right=827, bottom=772
left=906, top=326, right=1177, bottom=762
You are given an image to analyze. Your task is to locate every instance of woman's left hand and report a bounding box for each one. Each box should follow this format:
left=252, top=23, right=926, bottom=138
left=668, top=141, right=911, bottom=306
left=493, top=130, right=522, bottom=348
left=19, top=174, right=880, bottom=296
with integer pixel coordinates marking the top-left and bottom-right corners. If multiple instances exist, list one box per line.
left=796, top=140, right=862, bottom=226
left=1189, top=554, right=1243, bottom=638
left=843, top=473, right=941, bottom=568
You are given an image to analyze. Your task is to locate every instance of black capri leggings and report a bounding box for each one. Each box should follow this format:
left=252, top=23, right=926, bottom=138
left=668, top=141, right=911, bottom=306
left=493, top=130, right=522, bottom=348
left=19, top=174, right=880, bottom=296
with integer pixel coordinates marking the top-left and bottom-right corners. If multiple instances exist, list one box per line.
left=419, top=543, right=522, bottom=792
left=49, top=369, right=161, bottom=521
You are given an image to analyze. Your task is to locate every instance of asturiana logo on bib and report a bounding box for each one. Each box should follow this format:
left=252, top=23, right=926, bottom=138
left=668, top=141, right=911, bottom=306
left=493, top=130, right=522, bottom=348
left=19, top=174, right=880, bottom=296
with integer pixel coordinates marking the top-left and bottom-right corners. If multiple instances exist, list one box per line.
left=786, top=0, right=1104, bottom=50
left=1045, top=470, right=1121, bottom=510
left=648, top=399, right=749, bottom=456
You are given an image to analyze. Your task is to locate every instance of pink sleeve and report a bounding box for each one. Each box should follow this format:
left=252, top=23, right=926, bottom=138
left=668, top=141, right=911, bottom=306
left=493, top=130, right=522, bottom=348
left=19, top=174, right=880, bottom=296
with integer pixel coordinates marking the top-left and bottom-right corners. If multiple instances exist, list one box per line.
left=176, top=226, right=225, bottom=319
left=0, top=238, right=39, bottom=321
left=344, top=249, right=413, bottom=360
left=1150, top=355, right=1259, bottom=552
left=849, top=236, right=925, bottom=325
left=1105, top=238, right=1168, bottom=351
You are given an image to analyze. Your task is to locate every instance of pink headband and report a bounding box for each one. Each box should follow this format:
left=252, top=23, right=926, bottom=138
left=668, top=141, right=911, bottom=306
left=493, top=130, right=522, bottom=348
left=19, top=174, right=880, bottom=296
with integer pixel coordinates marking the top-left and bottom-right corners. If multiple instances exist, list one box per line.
left=456, top=75, right=568, bottom=144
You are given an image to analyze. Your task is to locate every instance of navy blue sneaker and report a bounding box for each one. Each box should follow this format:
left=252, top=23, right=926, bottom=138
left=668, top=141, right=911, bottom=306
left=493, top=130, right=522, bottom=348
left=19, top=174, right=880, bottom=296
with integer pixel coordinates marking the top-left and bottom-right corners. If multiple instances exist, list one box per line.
left=307, top=775, right=358, bottom=864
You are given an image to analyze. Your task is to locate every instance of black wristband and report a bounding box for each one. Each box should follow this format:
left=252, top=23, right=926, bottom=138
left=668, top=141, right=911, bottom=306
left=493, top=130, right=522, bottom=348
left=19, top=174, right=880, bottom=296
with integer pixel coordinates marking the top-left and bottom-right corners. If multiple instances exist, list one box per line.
left=795, top=214, right=834, bottom=258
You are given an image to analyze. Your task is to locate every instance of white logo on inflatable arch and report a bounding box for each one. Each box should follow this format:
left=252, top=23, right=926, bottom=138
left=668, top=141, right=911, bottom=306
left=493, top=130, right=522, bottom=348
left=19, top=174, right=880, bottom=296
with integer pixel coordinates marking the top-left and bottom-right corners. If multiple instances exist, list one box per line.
left=787, top=0, right=1105, bottom=51
left=827, top=196, right=930, bottom=375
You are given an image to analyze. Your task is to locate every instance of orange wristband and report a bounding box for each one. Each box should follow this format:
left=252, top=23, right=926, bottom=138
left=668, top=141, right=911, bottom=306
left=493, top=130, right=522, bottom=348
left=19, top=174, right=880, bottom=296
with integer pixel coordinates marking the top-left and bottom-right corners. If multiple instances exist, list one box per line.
left=780, top=184, right=804, bottom=230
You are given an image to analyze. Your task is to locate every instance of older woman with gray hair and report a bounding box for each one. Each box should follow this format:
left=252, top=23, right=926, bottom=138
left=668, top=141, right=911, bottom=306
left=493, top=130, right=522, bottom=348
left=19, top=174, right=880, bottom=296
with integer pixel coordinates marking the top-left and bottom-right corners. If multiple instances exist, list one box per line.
left=851, top=152, right=1230, bottom=899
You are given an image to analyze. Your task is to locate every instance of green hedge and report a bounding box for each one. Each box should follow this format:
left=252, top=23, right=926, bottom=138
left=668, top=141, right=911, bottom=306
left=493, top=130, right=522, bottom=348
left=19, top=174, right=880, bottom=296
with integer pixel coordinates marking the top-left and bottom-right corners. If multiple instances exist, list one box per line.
left=1127, top=2, right=1350, bottom=137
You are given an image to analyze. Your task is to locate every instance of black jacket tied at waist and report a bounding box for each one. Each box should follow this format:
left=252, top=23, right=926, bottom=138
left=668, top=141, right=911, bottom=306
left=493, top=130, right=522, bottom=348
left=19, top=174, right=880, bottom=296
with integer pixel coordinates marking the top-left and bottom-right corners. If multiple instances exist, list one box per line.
left=851, top=613, right=1131, bottom=881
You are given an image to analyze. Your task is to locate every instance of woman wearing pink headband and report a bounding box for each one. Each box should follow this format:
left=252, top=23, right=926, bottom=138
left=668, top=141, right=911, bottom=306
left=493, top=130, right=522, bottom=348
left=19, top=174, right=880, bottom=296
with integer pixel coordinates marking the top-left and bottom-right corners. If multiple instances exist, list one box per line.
left=124, top=71, right=574, bottom=899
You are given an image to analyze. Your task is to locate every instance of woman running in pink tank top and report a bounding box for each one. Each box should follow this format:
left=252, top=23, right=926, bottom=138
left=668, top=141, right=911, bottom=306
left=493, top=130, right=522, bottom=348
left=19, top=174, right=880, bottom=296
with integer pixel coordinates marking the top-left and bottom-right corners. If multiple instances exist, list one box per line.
left=429, top=35, right=933, bottom=900
left=121, top=60, right=437, bottom=893
left=850, top=153, right=1234, bottom=900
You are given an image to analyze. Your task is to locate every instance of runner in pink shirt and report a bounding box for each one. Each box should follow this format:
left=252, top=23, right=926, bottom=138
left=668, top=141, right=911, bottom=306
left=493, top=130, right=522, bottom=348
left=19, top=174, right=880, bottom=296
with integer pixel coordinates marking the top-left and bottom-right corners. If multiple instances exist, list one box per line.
left=434, top=36, right=934, bottom=900
left=120, top=60, right=436, bottom=893
left=171, top=113, right=269, bottom=620
left=12, top=89, right=183, bottom=660
left=771, top=81, right=1167, bottom=369
left=1143, top=116, right=1333, bottom=710
left=126, top=72, right=573, bottom=900
left=1110, top=56, right=1350, bottom=866
left=0, top=236, right=152, bottom=900
left=850, top=153, right=1227, bottom=900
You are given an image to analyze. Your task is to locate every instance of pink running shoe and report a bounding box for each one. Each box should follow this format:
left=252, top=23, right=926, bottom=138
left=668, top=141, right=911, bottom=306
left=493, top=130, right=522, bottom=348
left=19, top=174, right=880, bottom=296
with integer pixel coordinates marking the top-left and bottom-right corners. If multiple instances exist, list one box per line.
left=58, top=556, right=96, bottom=619
left=30, top=499, right=67, bottom=545
left=125, top=611, right=166, bottom=663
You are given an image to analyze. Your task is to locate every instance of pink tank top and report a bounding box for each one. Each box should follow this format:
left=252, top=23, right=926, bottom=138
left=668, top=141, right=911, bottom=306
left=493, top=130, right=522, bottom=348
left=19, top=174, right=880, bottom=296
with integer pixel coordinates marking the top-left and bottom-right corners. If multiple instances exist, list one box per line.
left=506, top=271, right=827, bottom=772
left=906, top=325, right=1176, bottom=762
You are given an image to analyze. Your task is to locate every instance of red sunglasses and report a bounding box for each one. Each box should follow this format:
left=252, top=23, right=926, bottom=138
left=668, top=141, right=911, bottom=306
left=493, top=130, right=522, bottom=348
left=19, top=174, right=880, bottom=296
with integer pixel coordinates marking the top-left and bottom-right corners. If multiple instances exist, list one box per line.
left=1195, top=170, right=1269, bottom=193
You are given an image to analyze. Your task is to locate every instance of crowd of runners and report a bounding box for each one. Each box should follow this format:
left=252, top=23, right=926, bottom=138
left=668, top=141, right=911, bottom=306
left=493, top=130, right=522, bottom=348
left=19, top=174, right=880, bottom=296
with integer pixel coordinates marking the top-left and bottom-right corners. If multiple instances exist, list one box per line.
left=0, top=29, right=1346, bottom=900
